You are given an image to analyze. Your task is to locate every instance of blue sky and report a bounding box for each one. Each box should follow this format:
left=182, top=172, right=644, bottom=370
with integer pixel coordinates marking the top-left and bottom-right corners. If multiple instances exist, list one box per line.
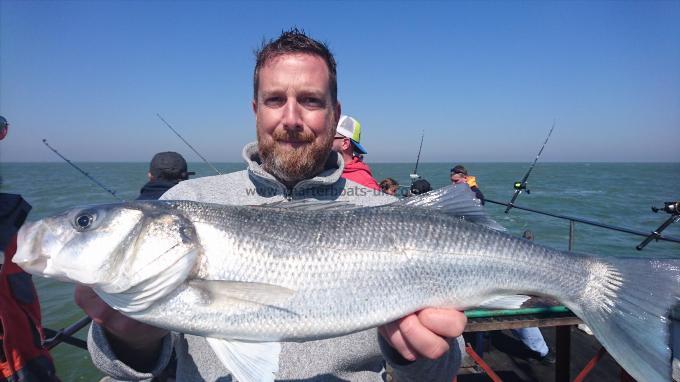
left=1, top=1, right=678, bottom=163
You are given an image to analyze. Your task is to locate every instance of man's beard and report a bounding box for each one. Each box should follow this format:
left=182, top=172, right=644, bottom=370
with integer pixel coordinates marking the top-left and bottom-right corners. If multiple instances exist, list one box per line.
left=258, top=127, right=334, bottom=185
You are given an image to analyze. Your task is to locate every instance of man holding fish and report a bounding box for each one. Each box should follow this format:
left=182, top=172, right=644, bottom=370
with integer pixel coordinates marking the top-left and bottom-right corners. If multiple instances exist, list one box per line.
left=74, top=29, right=467, bottom=381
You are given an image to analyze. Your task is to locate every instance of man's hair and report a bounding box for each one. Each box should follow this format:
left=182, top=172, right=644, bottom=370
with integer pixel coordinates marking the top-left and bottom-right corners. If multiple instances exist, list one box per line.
left=451, top=165, right=468, bottom=176
left=254, top=28, right=337, bottom=105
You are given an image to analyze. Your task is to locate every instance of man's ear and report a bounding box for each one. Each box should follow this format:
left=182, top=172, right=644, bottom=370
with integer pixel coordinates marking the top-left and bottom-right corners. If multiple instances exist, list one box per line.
left=342, top=138, right=352, bottom=151
left=252, top=99, right=257, bottom=115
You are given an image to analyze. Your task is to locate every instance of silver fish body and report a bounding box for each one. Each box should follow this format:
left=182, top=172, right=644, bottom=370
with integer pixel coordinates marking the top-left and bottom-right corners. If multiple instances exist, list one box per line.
left=14, top=193, right=680, bottom=382
left=140, top=202, right=586, bottom=340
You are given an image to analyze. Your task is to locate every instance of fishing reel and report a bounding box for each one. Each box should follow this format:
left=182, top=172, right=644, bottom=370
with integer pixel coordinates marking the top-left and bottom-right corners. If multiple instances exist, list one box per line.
left=513, top=181, right=530, bottom=194
left=651, top=201, right=680, bottom=215
left=636, top=200, right=680, bottom=251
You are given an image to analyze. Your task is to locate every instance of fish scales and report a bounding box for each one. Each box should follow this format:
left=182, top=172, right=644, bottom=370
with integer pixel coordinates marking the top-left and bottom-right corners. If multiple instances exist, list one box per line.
left=136, top=201, right=588, bottom=342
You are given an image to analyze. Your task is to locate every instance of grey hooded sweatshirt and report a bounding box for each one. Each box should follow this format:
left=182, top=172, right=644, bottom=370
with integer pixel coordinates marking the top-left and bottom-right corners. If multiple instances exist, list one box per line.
left=87, top=142, right=461, bottom=381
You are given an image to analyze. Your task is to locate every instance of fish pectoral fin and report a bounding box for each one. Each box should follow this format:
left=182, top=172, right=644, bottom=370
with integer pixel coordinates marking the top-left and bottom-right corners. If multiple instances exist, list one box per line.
left=189, top=280, right=296, bottom=312
left=206, top=337, right=280, bottom=382
left=476, top=295, right=531, bottom=310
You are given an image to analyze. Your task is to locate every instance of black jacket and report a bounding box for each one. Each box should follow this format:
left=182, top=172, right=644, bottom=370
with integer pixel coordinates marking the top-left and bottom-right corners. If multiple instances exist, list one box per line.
left=137, top=180, right=178, bottom=201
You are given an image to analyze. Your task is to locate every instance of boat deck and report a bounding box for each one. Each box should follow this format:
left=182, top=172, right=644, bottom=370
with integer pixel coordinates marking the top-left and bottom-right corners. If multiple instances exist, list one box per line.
left=458, top=326, right=624, bottom=382
left=457, top=298, right=626, bottom=382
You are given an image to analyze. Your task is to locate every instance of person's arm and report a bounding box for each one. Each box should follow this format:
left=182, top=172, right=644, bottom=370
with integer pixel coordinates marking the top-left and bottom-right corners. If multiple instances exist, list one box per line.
left=378, top=308, right=466, bottom=382
left=473, top=187, right=485, bottom=205
left=75, top=285, right=174, bottom=379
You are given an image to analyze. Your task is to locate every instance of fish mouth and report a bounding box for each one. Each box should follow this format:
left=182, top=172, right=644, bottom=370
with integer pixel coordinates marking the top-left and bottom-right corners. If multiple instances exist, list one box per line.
left=14, top=220, right=42, bottom=263
left=14, top=220, right=50, bottom=275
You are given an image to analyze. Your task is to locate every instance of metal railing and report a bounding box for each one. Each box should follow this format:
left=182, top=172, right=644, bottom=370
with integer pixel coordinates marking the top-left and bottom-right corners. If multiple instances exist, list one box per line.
left=485, top=198, right=680, bottom=246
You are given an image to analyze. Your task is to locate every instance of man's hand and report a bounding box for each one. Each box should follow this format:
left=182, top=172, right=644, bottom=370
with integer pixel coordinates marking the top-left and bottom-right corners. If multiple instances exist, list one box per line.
left=378, top=308, right=467, bottom=361
left=74, top=285, right=169, bottom=371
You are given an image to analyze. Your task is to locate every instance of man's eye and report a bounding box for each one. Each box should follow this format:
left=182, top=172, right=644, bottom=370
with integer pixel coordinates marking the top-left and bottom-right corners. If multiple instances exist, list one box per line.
left=264, top=97, right=285, bottom=107
left=301, top=97, right=324, bottom=108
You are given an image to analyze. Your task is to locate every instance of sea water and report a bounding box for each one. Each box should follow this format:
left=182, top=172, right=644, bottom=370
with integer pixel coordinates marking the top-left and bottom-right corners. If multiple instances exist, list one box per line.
left=1, top=162, right=679, bottom=380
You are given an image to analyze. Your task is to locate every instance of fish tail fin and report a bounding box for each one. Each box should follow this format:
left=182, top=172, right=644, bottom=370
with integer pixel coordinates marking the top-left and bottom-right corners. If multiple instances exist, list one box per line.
left=572, top=257, right=680, bottom=382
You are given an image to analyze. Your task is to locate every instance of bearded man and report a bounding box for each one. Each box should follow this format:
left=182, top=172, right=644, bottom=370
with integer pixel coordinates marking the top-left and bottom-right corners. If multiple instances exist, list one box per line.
left=76, top=29, right=466, bottom=381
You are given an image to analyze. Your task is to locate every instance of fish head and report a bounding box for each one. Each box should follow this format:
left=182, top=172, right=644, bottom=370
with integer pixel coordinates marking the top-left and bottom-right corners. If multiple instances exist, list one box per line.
left=14, top=202, right=199, bottom=295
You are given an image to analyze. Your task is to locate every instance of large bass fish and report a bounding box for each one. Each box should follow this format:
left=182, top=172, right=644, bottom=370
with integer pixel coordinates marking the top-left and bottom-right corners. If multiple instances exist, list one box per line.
left=14, top=185, right=679, bottom=382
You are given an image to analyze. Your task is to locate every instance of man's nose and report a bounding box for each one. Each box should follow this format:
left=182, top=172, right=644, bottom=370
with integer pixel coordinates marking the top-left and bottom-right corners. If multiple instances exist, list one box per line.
left=282, top=99, right=303, bottom=130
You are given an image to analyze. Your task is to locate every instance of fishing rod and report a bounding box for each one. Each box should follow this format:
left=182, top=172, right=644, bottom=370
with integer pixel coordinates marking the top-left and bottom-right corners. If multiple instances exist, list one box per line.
left=43, top=316, right=91, bottom=350
left=504, top=121, right=555, bottom=214
left=42, top=139, right=123, bottom=201
left=409, top=131, right=424, bottom=183
left=485, top=198, right=680, bottom=245
left=156, top=113, right=222, bottom=175
left=636, top=201, right=680, bottom=250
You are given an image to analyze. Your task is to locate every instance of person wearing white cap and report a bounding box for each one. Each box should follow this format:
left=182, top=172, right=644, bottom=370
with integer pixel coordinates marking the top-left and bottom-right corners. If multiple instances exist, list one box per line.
left=332, top=115, right=381, bottom=191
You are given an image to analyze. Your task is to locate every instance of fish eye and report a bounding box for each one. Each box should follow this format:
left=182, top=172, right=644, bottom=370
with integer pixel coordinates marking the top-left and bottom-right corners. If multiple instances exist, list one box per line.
left=75, top=214, right=94, bottom=230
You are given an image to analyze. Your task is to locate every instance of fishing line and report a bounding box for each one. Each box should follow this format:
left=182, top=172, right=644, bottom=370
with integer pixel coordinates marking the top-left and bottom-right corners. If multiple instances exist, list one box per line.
left=42, top=139, right=123, bottom=201
left=504, top=120, right=556, bottom=213
left=40, top=139, right=116, bottom=349
left=156, top=113, right=222, bottom=175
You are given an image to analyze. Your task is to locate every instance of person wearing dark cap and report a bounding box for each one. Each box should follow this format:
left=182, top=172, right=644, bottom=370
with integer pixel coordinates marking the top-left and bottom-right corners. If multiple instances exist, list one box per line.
left=137, top=151, right=195, bottom=200
left=450, top=165, right=485, bottom=204
left=0, top=115, right=59, bottom=381
left=332, top=115, right=381, bottom=191
left=410, top=179, right=432, bottom=196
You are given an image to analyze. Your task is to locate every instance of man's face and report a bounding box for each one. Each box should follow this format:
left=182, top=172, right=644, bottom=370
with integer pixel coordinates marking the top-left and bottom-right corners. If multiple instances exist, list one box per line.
left=331, top=136, right=351, bottom=154
left=253, top=53, right=341, bottom=184
left=451, top=173, right=466, bottom=184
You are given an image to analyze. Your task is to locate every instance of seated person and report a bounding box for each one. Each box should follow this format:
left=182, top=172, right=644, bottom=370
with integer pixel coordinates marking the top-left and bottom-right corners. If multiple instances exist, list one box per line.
left=379, top=177, right=399, bottom=196
left=450, top=165, right=485, bottom=204
left=410, top=179, right=432, bottom=196
left=137, top=151, right=194, bottom=200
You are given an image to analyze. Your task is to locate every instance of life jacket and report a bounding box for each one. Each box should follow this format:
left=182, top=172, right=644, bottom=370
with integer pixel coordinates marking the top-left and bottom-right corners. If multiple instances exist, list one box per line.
left=465, top=176, right=479, bottom=189
left=0, top=194, right=58, bottom=381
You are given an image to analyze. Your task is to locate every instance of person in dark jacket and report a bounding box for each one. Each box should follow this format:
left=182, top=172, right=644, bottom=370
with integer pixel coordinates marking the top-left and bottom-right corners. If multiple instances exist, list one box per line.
left=410, top=179, right=432, bottom=196
left=137, top=152, right=195, bottom=200
left=450, top=165, right=485, bottom=204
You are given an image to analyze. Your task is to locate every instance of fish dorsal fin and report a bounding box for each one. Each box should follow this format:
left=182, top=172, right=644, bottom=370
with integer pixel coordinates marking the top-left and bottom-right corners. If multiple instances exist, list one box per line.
left=254, top=199, right=362, bottom=212
left=477, top=295, right=531, bottom=310
left=393, top=184, right=506, bottom=231
left=253, top=185, right=505, bottom=231
left=188, top=280, right=296, bottom=312
left=206, top=337, right=280, bottom=382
